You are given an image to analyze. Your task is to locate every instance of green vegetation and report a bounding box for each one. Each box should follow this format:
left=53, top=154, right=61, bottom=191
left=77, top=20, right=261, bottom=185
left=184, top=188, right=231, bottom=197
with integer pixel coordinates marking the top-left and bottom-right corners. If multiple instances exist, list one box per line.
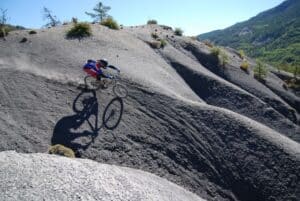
left=238, top=50, right=246, bottom=59
left=0, top=26, right=9, bottom=37
left=160, top=25, right=172, bottom=30
left=174, top=28, right=183, bottom=36
left=148, top=38, right=167, bottom=49
left=29, top=30, right=37, bottom=34
left=48, top=144, right=75, bottom=158
left=199, top=0, right=300, bottom=74
left=240, top=60, right=249, bottom=72
left=286, top=78, right=300, bottom=90
left=147, top=19, right=157, bottom=25
left=66, top=22, right=92, bottom=38
left=85, top=1, right=111, bottom=23
left=203, top=40, right=213, bottom=48
left=72, top=17, right=78, bottom=24
left=100, top=17, right=119, bottom=30
left=210, top=47, right=221, bottom=56
left=0, top=8, right=8, bottom=37
left=219, top=51, right=229, bottom=67
left=159, top=39, right=167, bottom=48
left=151, top=32, right=158, bottom=39
left=210, top=47, right=229, bottom=67
left=254, top=60, right=268, bottom=81
left=43, top=7, right=61, bottom=27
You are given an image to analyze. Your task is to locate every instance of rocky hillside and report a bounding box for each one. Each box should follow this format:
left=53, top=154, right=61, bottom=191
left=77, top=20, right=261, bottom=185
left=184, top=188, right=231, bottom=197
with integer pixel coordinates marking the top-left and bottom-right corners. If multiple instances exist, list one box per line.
left=198, top=0, right=300, bottom=73
left=0, top=23, right=299, bottom=201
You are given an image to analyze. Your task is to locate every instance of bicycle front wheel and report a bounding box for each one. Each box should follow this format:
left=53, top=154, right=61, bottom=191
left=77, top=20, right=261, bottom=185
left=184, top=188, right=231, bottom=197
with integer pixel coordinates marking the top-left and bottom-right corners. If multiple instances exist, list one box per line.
left=113, top=83, right=128, bottom=98
left=103, top=97, right=123, bottom=130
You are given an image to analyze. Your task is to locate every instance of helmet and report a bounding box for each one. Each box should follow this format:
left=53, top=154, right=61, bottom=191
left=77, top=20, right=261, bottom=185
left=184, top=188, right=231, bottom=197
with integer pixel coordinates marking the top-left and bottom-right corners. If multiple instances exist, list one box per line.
left=99, top=59, right=108, bottom=67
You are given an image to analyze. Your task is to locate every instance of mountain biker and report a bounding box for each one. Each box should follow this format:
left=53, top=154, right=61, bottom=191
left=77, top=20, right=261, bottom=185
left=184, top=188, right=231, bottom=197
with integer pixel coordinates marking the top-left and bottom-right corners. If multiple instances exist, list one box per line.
left=83, top=59, right=120, bottom=81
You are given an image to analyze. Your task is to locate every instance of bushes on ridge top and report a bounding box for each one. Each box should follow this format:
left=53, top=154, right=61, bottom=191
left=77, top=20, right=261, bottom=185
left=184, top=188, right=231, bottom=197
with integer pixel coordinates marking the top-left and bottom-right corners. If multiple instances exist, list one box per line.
left=100, top=17, right=119, bottom=30
left=147, top=19, right=157, bottom=25
left=66, top=22, right=92, bottom=38
left=174, top=27, right=183, bottom=36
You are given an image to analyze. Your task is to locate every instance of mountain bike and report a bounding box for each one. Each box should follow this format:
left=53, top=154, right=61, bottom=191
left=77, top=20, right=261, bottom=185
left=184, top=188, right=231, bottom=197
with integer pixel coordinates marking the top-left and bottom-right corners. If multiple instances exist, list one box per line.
left=84, top=71, right=128, bottom=98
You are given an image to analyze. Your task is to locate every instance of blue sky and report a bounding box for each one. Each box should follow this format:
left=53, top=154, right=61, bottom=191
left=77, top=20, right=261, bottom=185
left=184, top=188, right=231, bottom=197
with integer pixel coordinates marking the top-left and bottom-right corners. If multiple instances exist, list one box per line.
left=1, top=0, right=285, bottom=35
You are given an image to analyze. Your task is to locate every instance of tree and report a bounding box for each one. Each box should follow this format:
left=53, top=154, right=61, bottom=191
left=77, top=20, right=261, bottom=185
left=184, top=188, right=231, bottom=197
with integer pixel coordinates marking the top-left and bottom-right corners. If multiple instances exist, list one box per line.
left=43, top=7, right=61, bottom=27
left=254, top=60, right=268, bottom=81
left=85, top=2, right=111, bottom=23
left=293, top=65, right=299, bottom=79
left=0, top=8, right=8, bottom=38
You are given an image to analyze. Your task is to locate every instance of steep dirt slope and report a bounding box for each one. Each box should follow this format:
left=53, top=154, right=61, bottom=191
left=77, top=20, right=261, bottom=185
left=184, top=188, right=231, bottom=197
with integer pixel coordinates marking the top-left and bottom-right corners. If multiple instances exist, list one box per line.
left=0, top=24, right=300, bottom=201
left=0, top=151, right=205, bottom=201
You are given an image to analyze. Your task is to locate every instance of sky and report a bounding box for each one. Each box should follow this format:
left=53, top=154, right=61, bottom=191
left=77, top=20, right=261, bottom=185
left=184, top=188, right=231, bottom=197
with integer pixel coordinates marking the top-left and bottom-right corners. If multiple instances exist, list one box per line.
left=1, top=0, right=285, bottom=36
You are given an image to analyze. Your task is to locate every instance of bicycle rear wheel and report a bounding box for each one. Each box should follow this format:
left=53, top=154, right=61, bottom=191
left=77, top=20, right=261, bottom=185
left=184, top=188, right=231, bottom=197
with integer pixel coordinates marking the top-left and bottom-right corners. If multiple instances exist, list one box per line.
left=102, top=97, right=123, bottom=130
left=113, top=83, right=128, bottom=98
left=84, top=76, right=101, bottom=90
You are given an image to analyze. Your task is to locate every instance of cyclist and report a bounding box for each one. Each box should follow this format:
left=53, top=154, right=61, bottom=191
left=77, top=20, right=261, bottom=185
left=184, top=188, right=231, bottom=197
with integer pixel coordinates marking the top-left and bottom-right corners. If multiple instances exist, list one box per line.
left=83, top=58, right=120, bottom=81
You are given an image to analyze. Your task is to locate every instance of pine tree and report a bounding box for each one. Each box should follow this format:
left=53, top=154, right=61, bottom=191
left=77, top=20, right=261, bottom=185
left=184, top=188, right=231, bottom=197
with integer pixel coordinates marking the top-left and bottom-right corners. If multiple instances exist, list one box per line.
left=43, top=7, right=61, bottom=27
left=85, top=2, right=111, bottom=23
left=0, top=8, right=8, bottom=38
left=254, top=60, right=268, bottom=80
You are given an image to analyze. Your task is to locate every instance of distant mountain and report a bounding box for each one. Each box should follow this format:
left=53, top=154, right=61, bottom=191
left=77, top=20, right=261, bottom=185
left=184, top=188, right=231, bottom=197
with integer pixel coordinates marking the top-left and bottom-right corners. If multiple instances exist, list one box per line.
left=198, top=0, right=300, bottom=73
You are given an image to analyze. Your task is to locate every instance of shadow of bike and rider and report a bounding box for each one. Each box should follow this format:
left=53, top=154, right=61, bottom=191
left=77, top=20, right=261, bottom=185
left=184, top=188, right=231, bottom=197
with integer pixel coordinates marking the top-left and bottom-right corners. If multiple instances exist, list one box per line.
left=51, top=88, right=124, bottom=157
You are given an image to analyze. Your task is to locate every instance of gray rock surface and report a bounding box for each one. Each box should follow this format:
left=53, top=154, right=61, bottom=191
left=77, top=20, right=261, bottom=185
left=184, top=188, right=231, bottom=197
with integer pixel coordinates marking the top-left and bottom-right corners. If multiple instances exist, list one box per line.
left=0, top=151, right=205, bottom=201
left=0, top=24, right=299, bottom=201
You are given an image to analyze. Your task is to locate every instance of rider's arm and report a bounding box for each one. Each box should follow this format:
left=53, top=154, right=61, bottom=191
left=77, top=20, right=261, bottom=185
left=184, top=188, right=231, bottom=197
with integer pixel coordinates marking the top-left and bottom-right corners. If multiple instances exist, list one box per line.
left=107, top=65, right=120, bottom=72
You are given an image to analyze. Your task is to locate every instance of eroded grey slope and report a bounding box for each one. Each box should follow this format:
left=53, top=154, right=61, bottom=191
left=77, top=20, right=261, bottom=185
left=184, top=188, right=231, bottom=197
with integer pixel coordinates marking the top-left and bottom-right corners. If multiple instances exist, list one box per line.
left=0, top=151, right=205, bottom=201
left=0, top=24, right=300, bottom=201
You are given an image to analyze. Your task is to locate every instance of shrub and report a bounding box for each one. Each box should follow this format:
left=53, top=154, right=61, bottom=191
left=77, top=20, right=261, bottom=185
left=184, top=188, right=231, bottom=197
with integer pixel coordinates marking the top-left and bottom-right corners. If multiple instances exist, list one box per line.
left=210, top=47, right=221, bottom=56
left=238, top=50, right=245, bottom=59
left=147, top=19, right=157, bottom=25
left=0, top=26, right=10, bottom=37
left=48, top=144, right=75, bottom=158
left=66, top=22, right=92, bottom=38
left=151, top=32, right=158, bottom=39
left=219, top=51, right=229, bottom=67
left=240, top=60, right=249, bottom=72
left=28, top=30, right=37, bottom=34
left=285, top=78, right=300, bottom=90
left=189, top=36, right=198, bottom=40
left=20, top=37, right=27, bottom=43
left=160, top=25, right=172, bottom=30
left=254, top=60, right=268, bottom=81
left=159, top=39, right=167, bottom=48
left=174, top=27, right=183, bottom=36
left=100, top=17, right=119, bottom=30
left=72, top=17, right=78, bottom=24
left=203, top=40, right=213, bottom=48
left=210, top=47, right=229, bottom=67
